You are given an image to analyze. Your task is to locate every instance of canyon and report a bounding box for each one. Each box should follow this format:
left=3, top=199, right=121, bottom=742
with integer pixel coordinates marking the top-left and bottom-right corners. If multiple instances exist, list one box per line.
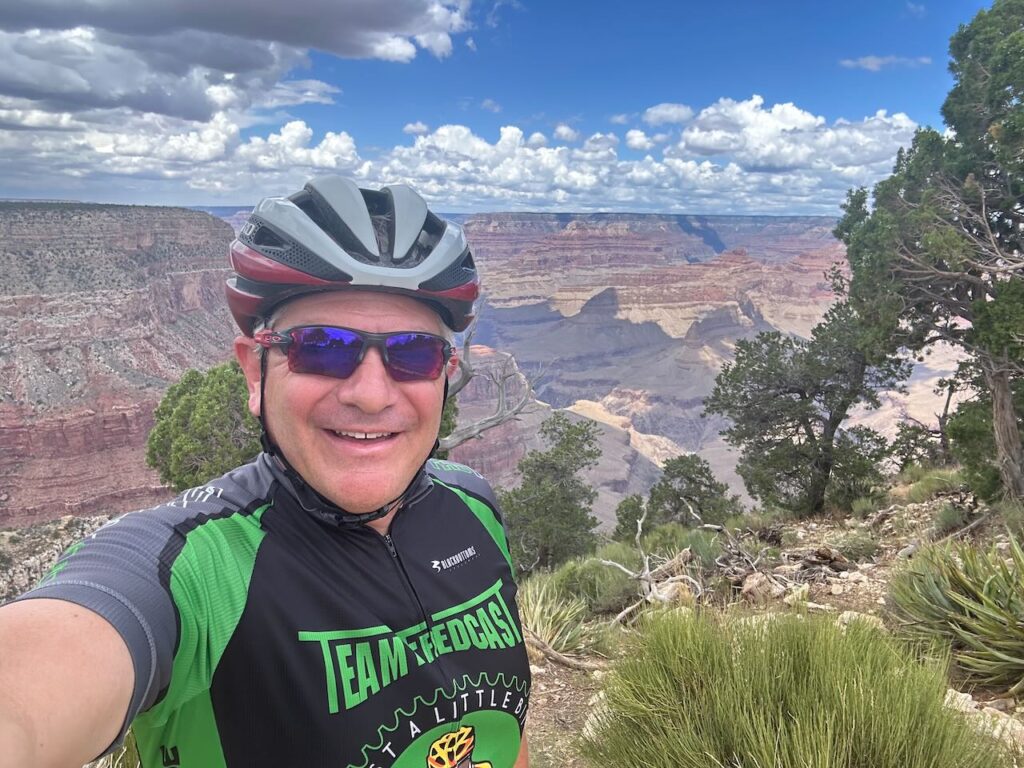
left=0, top=205, right=952, bottom=530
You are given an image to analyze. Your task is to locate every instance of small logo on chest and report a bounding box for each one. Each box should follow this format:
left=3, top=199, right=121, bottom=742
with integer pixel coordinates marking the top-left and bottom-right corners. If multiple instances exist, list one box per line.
left=431, top=545, right=478, bottom=572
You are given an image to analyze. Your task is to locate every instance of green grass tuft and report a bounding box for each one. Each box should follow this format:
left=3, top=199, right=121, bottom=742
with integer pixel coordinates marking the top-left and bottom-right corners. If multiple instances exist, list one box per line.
left=583, top=610, right=1016, bottom=767
left=904, top=468, right=963, bottom=504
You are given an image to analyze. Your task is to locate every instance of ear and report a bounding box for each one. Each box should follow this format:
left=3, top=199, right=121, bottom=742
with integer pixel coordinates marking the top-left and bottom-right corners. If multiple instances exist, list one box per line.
left=234, top=336, right=263, bottom=419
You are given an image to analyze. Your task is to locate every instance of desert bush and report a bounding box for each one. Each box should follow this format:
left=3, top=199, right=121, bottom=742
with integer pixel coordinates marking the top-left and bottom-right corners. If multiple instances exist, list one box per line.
left=905, top=468, right=963, bottom=504
left=551, top=551, right=639, bottom=615
left=834, top=529, right=880, bottom=562
left=889, top=537, right=1024, bottom=693
left=583, top=610, right=1014, bottom=767
left=641, top=523, right=722, bottom=569
left=897, top=463, right=933, bottom=485
left=517, top=572, right=595, bottom=655
left=993, top=500, right=1024, bottom=537
left=932, top=502, right=972, bottom=536
left=851, top=495, right=880, bottom=519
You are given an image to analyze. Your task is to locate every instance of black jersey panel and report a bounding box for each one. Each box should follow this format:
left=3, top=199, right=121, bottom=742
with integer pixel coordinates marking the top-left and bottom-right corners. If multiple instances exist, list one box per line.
left=208, top=479, right=530, bottom=767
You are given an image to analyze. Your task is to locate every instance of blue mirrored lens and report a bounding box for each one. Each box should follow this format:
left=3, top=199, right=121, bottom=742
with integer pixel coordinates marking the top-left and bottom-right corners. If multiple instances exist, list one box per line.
left=384, top=333, right=447, bottom=381
left=288, top=326, right=362, bottom=378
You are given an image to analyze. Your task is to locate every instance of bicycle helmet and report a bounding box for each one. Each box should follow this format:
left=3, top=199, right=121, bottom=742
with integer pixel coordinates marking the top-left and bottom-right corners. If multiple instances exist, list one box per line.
left=225, top=175, right=479, bottom=334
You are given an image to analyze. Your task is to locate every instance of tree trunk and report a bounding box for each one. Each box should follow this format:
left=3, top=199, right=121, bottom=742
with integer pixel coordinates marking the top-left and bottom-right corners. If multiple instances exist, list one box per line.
left=981, top=360, right=1024, bottom=500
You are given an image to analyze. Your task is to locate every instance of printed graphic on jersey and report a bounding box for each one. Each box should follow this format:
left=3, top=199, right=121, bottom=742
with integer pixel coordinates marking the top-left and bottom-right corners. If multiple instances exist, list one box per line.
left=426, top=725, right=491, bottom=768
left=431, top=545, right=478, bottom=572
left=299, top=580, right=523, bottom=713
left=352, top=673, right=527, bottom=768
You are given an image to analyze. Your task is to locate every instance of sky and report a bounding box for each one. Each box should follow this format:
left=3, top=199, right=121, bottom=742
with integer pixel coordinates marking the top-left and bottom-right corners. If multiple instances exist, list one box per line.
left=0, top=1, right=993, bottom=214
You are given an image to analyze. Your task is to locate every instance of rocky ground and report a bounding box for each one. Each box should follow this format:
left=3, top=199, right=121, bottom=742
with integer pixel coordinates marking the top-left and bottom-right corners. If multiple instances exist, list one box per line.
left=2, top=486, right=1023, bottom=765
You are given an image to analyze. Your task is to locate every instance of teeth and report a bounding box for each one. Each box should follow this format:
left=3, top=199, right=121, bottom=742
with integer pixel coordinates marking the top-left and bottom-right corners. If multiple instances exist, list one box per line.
left=334, top=430, right=392, bottom=440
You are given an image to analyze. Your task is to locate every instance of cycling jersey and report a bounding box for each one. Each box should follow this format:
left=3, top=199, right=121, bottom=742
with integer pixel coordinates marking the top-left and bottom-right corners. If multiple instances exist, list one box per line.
left=14, top=454, right=530, bottom=768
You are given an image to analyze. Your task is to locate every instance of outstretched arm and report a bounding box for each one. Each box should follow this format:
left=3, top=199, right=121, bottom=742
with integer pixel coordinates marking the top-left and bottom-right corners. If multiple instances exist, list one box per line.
left=514, top=732, right=529, bottom=768
left=0, top=599, right=133, bottom=768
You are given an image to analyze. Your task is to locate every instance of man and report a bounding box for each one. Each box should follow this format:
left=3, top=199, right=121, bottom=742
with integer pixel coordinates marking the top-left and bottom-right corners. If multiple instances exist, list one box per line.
left=0, top=176, right=531, bottom=768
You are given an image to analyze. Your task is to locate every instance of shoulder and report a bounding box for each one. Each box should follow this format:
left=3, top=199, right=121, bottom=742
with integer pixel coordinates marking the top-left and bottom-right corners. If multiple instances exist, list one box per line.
left=425, top=459, right=500, bottom=511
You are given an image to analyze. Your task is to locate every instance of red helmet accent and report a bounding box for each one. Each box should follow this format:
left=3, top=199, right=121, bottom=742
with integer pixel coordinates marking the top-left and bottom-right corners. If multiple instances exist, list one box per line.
left=229, top=241, right=340, bottom=287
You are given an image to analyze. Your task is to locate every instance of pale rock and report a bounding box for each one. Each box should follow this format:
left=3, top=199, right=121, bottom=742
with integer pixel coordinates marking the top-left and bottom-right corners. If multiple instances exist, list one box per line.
left=836, top=611, right=884, bottom=631
left=945, top=689, right=976, bottom=713
left=847, top=571, right=868, bottom=583
left=830, top=583, right=845, bottom=596
left=741, top=572, right=783, bottom=605
left=784, top=583, right=810, bottom=607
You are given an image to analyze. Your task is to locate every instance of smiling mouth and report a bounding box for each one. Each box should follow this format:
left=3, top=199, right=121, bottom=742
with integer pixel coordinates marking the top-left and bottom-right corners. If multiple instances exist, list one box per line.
left=329, top=430, right=397, bottom=442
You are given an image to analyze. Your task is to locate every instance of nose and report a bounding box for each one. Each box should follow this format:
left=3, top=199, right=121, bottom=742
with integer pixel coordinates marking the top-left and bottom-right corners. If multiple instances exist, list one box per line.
left=335, top=346, right=395, bottom=413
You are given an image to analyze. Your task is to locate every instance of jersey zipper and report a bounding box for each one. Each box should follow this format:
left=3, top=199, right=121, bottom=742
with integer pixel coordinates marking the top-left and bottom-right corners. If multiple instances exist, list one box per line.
left=381, top=529, right=455, bottom=690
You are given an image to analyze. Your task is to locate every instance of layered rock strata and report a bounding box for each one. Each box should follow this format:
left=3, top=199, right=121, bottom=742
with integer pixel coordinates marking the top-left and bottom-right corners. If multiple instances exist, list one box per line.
left=1, top=204, right=235, bottom=527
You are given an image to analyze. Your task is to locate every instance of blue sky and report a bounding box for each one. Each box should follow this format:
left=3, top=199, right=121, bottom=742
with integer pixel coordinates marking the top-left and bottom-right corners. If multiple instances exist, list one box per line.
left=0, top=1, right=993, bottom=213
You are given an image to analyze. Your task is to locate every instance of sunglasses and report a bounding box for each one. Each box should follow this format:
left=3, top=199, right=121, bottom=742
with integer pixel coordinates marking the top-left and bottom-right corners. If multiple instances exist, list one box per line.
left=254, top=325, right=453, bottom=382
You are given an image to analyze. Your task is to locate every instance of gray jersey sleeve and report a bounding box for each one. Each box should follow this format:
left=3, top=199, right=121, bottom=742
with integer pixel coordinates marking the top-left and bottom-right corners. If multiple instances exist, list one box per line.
left=426, top=459, right=506, bottom=528
left=7, top=458, right=275, bottom=756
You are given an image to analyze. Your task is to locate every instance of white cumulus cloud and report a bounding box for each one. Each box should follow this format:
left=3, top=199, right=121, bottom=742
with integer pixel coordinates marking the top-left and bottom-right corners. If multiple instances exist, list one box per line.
left=403, top=121, right=430, bottom=135
left=642, top=102, right=694, bottom=126
left=625, top=129, right=654, bottom=151
left=553, top=123, right=579, bottom=142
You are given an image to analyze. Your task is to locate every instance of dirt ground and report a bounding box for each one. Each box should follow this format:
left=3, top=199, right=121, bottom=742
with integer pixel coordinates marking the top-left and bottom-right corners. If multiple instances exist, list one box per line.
left=525, top=661, right=605, bottom=768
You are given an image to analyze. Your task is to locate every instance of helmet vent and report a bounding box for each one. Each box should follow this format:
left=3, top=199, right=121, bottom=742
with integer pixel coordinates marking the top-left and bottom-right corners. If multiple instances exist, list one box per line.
left=252, top=224, right=285, bottom=248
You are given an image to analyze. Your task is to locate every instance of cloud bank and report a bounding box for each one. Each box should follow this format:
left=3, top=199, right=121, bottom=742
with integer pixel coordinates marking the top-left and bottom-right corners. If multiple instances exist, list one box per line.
left=0, top=4, right=918, bottom=213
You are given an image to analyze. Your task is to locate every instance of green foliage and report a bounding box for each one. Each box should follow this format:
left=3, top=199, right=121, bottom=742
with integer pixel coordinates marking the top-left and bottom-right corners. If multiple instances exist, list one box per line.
left=582, top=611, right=1014, bottom=767
left=499, top=412, right=601, bottom=572
left=551, top=543, right=641, bottom=616
left=704, top=302, right=902, bottom=518
left=851, top=496, right=880, bottom=519
left=433, top=396, right=459, bottom=461
left=994, top=499, right=1024, bottom=537
left=641, top=523, right=722, bottom=569
left=611, top=494, right=645, bottom=541
left=614, top=455, right=741, bottom=539
left=932, top=502, right=972, bottom=537
left=949, top=386, right=1024, bottom=501
left=146, top=362, right=261, bottom=491
left=892, top=422, right=947, bottom=472
left=889, top=537, right=1024, bottom=693
left=826, top=426, right=890, bottom=512
left=516, top=571, right=595, bottom=655
left=833, top=529, right=880, bottom=562
left=837, top=0, right=1024, bottom=500
left=905, top=468, right=964, bottom=505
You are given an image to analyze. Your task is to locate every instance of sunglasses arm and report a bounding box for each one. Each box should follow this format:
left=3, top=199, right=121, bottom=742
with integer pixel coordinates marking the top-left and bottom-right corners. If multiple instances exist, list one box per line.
left=253, top=329, right=292, bottom=350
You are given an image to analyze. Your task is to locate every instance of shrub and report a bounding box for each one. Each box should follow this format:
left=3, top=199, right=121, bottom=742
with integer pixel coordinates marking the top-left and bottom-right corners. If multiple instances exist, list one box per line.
left=640, top=523, right=722, bottom=569
left=516, top=572, right=594, bottom=655
left=889, top=537, right=1024, bottom=693
left=582, top=611, right=1014, bottom=767
left=833, top=529, right=880, bottom=562
left=851, top=495, right=880, bottom=519
left=993, top=500, right=1024, bottom=537
left=905, top=468, right=963, bottom=504
left=932, top=502, right=971, bottom=537
left=551, top=552, right=639, bottom=615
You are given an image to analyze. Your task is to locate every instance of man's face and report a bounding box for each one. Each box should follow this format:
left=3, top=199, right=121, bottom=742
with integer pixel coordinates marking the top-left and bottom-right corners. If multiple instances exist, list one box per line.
left=235, top=290, right=457, bottom=513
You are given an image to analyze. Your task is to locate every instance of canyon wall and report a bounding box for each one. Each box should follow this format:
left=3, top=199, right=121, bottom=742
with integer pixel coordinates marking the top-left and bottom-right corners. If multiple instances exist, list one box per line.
left=0, top=204, right=236, bottom=527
